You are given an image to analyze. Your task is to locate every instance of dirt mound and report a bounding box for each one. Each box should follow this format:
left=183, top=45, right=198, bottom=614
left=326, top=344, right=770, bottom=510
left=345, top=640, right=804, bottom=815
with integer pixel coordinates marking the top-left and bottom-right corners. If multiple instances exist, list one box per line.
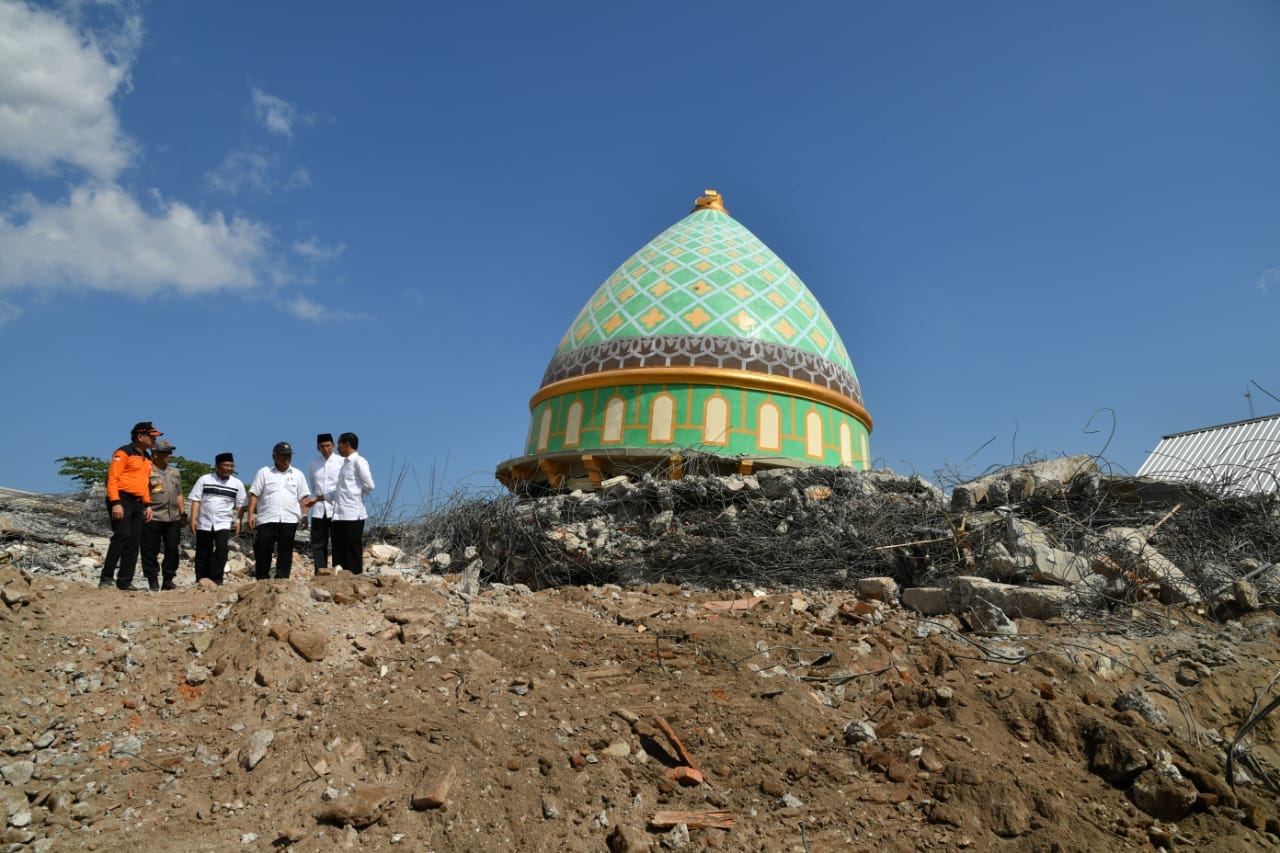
left=3, top=462, right=1280, bottom=850
left=2, top=555, right=1279, bottom=851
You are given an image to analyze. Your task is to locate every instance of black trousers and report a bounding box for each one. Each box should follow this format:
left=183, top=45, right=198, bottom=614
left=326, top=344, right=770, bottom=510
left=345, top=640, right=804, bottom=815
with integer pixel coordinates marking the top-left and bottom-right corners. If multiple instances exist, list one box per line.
left=254, top=522, right=297, bottom=579
left=101, top=493, right=146, bottom=588
left=194, top=529, right=231, bottom=585
left=142, top=519, right=181, bottom=583
left=331, top=519, right=365, bottom=574
left=310, top=515, right=332, bottom=568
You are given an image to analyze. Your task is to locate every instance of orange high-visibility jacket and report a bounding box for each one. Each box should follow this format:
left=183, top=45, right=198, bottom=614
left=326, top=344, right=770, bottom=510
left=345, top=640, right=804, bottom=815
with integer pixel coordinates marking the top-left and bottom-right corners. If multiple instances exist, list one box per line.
left=106, top=444, right=153, bottom=506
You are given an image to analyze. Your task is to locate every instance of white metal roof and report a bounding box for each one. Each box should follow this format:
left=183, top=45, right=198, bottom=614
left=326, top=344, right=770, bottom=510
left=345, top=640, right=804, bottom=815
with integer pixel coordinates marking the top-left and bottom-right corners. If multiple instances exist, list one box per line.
left=1136, top=414, right=1280, bottom=495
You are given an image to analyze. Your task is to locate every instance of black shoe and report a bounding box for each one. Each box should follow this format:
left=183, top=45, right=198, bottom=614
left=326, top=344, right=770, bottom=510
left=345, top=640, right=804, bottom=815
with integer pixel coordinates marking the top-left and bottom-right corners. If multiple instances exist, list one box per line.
left=148, top=580, right=160, bottom=592
left=161, top=581, right=176, bottom=591
left=117, top=583, right=144, bottom=592
left=98, top=578, right=113, bottom=589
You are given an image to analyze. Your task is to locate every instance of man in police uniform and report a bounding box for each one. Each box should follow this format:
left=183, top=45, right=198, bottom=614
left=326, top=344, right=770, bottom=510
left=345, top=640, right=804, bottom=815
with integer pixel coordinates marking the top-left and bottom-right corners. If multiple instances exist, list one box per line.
left=142, top=439, right=185, bottom=591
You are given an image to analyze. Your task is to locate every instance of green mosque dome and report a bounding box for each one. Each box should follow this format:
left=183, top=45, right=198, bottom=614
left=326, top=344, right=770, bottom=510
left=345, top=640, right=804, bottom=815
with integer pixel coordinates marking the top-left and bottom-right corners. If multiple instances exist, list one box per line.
left=497, top=191, right=873, bottom=491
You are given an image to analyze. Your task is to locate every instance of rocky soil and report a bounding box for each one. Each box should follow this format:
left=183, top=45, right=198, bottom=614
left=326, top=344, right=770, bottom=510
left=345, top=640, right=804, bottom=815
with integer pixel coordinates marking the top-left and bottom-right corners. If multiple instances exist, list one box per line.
left=1, top=471, right=1279, bottom=851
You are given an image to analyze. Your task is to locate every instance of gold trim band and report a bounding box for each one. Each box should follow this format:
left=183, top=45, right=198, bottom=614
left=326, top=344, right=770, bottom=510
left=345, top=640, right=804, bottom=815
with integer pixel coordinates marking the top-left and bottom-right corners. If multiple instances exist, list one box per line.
left=530, top=366, right=874, bottom=432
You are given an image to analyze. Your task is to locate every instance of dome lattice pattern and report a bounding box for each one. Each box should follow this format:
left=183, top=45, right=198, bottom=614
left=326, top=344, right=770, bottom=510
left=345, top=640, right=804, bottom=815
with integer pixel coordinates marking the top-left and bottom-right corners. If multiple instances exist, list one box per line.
left=553, top=207, right=856, bottom=378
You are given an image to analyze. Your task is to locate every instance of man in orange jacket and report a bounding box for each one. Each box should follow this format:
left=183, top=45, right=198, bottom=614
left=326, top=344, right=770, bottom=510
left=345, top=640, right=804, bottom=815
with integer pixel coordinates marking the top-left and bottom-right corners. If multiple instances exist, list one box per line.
left=99, top=421, right=162, bottom=590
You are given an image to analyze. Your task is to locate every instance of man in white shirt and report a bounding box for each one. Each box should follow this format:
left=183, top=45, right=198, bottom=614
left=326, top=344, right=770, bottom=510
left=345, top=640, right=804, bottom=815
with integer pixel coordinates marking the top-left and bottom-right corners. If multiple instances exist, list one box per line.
left=188, top=452, right=247, bottom=585
left=247, top=442, right=311, bottom=580
left=316, top=432, right=375, bottom=574
left=306, top=433, right=344, bottom=572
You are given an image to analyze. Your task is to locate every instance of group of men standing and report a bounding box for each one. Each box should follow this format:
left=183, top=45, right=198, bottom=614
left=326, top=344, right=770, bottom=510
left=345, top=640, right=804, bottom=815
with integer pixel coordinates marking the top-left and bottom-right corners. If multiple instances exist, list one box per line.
left=98, top=423, right=376, bottom=591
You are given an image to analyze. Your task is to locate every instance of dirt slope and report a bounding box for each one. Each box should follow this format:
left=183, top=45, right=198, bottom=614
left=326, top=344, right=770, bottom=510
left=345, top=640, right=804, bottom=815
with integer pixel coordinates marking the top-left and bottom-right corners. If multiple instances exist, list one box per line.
left=2, top=561, right=1279, bottom=852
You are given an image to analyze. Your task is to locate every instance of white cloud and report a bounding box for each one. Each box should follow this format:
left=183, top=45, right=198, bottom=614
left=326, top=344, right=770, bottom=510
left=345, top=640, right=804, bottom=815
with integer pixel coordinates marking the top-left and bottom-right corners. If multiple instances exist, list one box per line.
left=293, top=237, right=345, bottom=263
left=0, top=183, right=270, bottom=295
left=0, top=0, right=139, bottom=180
left=205, top=148, right=274, bottom=196
left=283, top=295, right=362, bottom=323
left=284, top=295, right=327, bottom=320
left=206, top=151, right=313, bottom=197
left=0, top=4, right=324, bottom=319
left=1258, top=266, right=1279, bottom=295
left=251, top=86, right=299, bottom=139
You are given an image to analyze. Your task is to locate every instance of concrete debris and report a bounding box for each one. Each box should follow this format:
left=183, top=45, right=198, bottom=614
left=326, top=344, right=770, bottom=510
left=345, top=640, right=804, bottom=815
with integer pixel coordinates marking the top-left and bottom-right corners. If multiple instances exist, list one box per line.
left=951, top=455, right=1098, bottom=511
left=368, top=543, right=403, bottom=565
left=239, top=729, right=274, bottom=770
left=1233, top=580, right=1260, bottom=611
left=856, top=576, right=899, bottom=601
left=1113, top=690, right=1168, bottom=726
left=962, top=598, right=1018, bottom=635
left=843, top=721, right=878, bottom=745
left=999, top=517, right=1093, bottom=586
left=901, top=586, right=949, bottom=615
left=315, top=783, right=399, bottom=827
left=1094, top=526, right=1202, bottom=604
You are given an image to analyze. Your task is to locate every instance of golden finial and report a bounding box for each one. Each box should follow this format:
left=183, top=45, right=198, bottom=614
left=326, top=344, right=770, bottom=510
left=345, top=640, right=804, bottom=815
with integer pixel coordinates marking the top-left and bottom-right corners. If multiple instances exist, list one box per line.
left=692, top=189, right=728, bottom=214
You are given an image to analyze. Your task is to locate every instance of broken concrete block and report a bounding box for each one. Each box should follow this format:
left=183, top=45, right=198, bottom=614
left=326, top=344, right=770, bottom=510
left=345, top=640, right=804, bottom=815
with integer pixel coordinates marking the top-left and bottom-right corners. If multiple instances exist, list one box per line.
left=948, top=576, right=1071, bottom=620
left=240, top=729, right=274, bottom=770
left=1026, top=543, right=1092, bottom=586
left=982, top=541, right=1023, bottom=580
left=1233, top=580, right=1260, bottom=611
left=368, top=543, right=403, bottom=565
left=951, top=455, right=1098, bottom=511
left=1096, top=526, right=1201, bottom=604
left=965, top=599, right=1017, bottom=635
left=856, top=577, right=899, bottom=602
left=902, top=587, right=949, bottom=615
left=461, top=558, right=482, bottom=596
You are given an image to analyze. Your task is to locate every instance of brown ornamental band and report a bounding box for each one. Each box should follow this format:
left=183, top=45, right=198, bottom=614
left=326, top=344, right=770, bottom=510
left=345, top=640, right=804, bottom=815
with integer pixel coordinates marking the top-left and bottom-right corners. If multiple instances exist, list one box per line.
left=541, top=335, right=864, bottom=407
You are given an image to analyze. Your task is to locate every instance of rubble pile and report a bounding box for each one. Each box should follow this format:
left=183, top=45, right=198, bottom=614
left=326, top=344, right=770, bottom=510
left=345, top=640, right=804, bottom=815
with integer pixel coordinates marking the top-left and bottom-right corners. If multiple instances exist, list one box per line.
left=399, top=456, right=1280, bottom=623
left=0, top=462, right=1277, bottom=850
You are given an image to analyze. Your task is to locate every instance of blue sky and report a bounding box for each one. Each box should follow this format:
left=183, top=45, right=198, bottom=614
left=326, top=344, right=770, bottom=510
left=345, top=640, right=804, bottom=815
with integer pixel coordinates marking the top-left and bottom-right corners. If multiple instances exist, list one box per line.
left=2, top=0, right=1277, bottom=505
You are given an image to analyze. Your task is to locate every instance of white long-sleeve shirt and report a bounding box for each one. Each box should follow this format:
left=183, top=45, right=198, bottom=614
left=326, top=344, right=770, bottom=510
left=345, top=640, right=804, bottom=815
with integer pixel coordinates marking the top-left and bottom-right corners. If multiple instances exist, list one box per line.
left=308, top=453, right=344, bottom=519
left=326, top=451, right=375, bottom=521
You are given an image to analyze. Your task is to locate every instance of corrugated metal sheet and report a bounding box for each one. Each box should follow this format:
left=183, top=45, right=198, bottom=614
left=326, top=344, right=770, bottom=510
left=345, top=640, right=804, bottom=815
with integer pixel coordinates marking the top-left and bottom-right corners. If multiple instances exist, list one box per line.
left=1136, top=414, right=1280, bottom=495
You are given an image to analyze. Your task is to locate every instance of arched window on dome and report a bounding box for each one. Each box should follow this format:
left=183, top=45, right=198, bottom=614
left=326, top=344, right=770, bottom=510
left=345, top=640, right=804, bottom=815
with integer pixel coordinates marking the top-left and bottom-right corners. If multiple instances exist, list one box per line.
left=565, top=401, right=584, bottom=447
left=702, top=395, right=729, bottom=446
left=757, top=402, right=781, bottom=452
left=839, top=422, right=853, bottom=466
left=602, top=396, right=626, bottom=443
left=805, top=411, right=823, bottom=459
left=537, top=408, right=553, bottom=451
left=861, top=433, right=870, bottom=469
left=649, top=394, right=676, bottom=443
